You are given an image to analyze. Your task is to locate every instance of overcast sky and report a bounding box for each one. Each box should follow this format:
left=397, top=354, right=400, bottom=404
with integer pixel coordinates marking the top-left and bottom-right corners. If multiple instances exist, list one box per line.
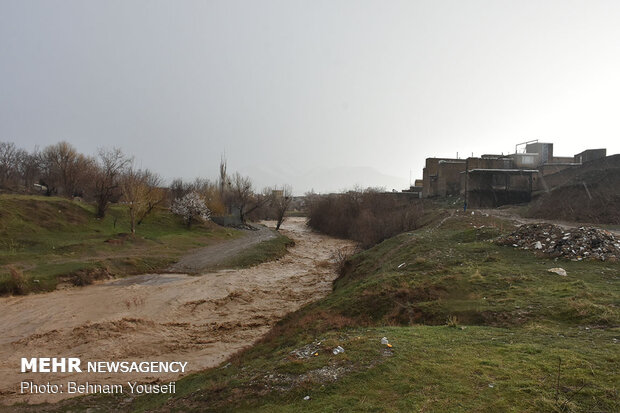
left=1, top=0, right=619, bottom=193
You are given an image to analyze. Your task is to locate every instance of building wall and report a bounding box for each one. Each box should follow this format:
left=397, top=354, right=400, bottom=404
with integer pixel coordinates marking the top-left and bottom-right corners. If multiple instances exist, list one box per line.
left=574, top=149, right=607, bottom=164
left=526, top=142, right=553, bottom=164
left=550, top=156, right=574, bottom=164
left=437, top=161, right=466, bottom=196
left=422, top=158, right=461, bottom=198
left=511, top=153, right=541, bottom=168
left=466, top=157, right=513, bottom=170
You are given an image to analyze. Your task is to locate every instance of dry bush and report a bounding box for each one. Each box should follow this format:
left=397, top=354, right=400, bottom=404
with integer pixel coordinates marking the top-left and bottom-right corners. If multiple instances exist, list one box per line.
left=334, top=246, right=358, bottom=275
left=307, top=189, right=425, bottom=247
left=4, top=266, right=27, bottom=295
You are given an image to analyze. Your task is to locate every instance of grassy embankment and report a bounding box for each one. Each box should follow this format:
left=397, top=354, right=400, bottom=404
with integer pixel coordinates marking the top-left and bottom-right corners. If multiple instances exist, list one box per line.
left=93, top=211, right=619, bottom=413
left=0, top=195, right=290, bottom=295
left=212, top=235, right=295, bottom=270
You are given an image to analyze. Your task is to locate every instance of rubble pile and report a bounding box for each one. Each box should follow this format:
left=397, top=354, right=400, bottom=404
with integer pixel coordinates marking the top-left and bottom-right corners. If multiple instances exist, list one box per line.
left=496, top=223, right=620, bottom=261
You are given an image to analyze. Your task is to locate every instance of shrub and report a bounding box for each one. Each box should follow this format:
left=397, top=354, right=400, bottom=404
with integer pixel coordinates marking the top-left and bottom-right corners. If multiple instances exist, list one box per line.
left=307, top=189, right=424, bottom=247
left=2, top=266, right=27, bottom=295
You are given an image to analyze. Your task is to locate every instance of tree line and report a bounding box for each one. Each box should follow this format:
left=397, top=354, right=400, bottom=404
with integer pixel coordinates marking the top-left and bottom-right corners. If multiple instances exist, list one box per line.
left=0, top=141, right=292, bottom=233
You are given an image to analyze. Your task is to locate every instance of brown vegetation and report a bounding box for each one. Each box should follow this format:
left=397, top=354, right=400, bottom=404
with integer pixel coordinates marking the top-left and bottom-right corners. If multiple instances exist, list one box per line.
left=528, top=163, right=620, bottom=224
left=307, top=190, right=425, bottom=247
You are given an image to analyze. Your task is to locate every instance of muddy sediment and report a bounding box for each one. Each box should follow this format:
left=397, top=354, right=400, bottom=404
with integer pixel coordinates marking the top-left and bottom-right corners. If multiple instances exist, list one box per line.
left=0, top=217, right=354, bottom=405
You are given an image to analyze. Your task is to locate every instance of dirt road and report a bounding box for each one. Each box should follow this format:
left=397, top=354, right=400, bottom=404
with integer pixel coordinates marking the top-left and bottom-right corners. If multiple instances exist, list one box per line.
left=0, top=218, right=354, bottom=405
left=166, top=225, right=276, bottom=274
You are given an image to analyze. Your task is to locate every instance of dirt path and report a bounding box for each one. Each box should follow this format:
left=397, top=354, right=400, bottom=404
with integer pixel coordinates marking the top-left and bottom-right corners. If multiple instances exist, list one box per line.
left=480, top=208, right=620, bottom=237
left=0, top=218, right=354, bottom=405
left=166, top=225, right=276, bottom=274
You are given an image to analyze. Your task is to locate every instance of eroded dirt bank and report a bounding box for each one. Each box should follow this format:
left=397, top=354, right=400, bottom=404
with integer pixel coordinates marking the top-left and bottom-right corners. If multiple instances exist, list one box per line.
left=0, top=218, right=354, bottom=405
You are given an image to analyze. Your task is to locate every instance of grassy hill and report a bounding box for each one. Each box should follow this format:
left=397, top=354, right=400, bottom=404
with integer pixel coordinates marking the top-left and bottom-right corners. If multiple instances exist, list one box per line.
left=0, top=195, right=241, bottom=294
left=41, top=211, right=619, bottom=412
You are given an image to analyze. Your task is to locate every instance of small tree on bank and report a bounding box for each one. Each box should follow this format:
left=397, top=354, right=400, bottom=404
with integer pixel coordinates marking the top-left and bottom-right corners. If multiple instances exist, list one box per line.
left=120, top=168, right=165, bottom=234
left=273, top=185, right=293, bottom=230
left=171, top=192, right=211, bottom=228
left=93, top=148, right=131, bottom=218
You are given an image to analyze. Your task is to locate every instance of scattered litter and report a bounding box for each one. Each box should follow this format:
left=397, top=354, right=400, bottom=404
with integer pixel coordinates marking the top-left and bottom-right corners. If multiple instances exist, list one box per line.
left=381, top=337, right=389, bottom=345
left=387, top=343, right=393, bottom=348
left=291, top=340, right=323, bottom=359
left=303, top=395, right=310, bottom=401
left=548, top=268, right=567, bottom=277
left=332, top=346, right=345, bottom=355
left=397, top=262, right=406, bottom=269
left=497, top=223, right=620, bottom=261
left=488, top=383, right=495, bottom=388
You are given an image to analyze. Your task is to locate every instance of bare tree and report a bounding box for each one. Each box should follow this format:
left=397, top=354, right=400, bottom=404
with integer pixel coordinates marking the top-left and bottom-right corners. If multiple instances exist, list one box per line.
left=272, top=185, right=293, bottom=230
left=229, top=172, right=271, bottom=222
left=38, top=141, right=94, bottom=197
left=170, top=178, right=188, bottom=201
left=18, top=149, right=40, bottom=192
left=93, top=148, right=131, bottom=218
left=120, top=168, right=164, bottom=234
left=0, top=142, right=24, bottom=190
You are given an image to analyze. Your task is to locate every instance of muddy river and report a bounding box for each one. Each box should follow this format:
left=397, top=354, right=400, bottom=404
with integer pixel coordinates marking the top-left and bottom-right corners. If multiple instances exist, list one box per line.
left=0, top=217, right=354, bottom=405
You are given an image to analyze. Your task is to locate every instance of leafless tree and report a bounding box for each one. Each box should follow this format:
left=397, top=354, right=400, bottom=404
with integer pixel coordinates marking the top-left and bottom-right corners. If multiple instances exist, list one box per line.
left=170, top=178, right=188, bottom=201
left=272, top=185, right=293, bottom=230
left=93, top=148, right=131, bottom=218
left=18, top=149, right=40, bottom=192
left=39, top=141, right=94, bottom=197
left=0, top=142, right=24, bottom=190
left=120, top=168, right=164, bottom=234
left=229, top=172, right=271, bottom=222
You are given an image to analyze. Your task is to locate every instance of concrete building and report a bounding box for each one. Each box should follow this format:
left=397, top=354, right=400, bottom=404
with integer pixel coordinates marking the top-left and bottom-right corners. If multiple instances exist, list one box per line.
left=422, top=158, right=466, bottom=198
left=419, top=140, right=608, bottom=208
left=402, top=179, right=423, bottom=198
left=574, top=149, right=607, bottom=164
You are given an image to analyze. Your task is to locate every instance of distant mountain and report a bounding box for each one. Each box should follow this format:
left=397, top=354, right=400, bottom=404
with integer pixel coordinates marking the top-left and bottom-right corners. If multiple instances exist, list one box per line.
left=238, top=165, right=410, bottom=195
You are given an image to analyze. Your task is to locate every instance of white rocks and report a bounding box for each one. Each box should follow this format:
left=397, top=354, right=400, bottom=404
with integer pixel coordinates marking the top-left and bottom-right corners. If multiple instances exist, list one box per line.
left=547, top=268, right=567, bottom=276
left=332, top=346, right=345, bottom=355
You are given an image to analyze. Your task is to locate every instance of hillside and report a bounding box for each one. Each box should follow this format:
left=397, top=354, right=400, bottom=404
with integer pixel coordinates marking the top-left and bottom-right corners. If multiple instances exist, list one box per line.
left=528, top=155, right=620, bottom=224
left=0, top=195, right=239, bottom=294
left=39, top=211, right=619, bottom=412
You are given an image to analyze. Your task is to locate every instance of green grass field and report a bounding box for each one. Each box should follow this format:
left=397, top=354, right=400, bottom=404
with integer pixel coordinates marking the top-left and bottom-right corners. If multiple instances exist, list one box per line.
left=0, top=194, right=246, bottom=294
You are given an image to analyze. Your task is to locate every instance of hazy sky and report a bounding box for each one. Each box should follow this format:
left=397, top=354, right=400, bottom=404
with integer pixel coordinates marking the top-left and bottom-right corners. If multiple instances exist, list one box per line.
left=1, top=0, right=619, bottom=193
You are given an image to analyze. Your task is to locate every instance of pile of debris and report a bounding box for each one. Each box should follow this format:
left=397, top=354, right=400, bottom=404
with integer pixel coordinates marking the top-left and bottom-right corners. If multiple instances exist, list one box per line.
left=496, top=223, right=620, bottom=261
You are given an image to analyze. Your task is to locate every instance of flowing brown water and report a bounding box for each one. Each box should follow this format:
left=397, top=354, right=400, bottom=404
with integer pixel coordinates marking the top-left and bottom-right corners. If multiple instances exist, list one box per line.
left=0, top=217, right=354, bottom=405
